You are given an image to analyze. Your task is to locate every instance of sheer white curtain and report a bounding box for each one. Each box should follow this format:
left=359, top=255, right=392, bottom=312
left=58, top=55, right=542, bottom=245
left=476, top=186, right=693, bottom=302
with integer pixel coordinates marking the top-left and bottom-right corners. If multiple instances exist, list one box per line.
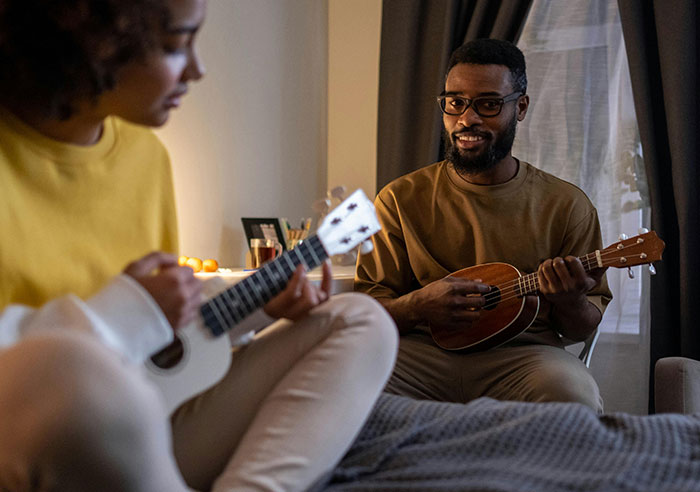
left=513, top=0, right=651, bottom=413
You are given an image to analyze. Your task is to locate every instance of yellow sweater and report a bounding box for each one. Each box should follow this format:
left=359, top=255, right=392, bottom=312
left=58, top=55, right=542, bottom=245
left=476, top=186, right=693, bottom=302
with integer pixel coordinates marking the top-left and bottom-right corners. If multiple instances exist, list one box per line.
left=0, top=106, right=178, bottom=308
left=356, top=160, right=612, bottom=346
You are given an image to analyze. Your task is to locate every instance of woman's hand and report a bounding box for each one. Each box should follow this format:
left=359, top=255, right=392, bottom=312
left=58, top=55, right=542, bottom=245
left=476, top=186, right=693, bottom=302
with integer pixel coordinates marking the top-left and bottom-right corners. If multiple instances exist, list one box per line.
left=124, top=252, right=203, bottom=330
left=263, top=261, right=332, bottom=321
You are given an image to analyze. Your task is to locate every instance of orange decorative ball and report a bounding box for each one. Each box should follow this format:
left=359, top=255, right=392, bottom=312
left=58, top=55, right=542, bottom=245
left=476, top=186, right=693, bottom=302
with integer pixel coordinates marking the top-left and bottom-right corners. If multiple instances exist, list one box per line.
left=185, top=257, right=203, bottom=273
left=178, top=255, right=189, bottom=266
left=202, top=259, right=219, bottom=272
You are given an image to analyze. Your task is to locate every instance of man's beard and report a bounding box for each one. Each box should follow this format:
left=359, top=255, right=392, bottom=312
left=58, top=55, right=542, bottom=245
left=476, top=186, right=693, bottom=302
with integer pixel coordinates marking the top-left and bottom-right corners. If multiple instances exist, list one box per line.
left=444, top=114, right=518, bottom=175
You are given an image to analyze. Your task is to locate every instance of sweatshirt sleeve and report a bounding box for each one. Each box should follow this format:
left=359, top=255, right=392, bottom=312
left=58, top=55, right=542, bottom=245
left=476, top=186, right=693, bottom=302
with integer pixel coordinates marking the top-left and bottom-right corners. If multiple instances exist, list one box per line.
left=0, top=274, right=173, bottom=365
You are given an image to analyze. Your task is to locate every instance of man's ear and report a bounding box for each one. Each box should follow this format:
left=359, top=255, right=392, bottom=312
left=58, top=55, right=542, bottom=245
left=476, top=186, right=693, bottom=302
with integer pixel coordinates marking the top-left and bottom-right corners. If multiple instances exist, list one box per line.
left=517, top=94, right=529, bottom=121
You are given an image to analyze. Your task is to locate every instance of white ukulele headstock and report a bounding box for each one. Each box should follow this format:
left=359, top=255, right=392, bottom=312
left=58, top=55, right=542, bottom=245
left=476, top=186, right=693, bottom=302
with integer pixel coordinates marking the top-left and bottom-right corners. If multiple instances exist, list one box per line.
left=316, top=189, right=381, bottom=256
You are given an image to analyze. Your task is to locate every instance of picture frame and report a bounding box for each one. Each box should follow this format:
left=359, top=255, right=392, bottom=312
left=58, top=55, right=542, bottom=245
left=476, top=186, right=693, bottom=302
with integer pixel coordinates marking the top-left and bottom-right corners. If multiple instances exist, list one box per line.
left=241, top=217, right=287, bottom=251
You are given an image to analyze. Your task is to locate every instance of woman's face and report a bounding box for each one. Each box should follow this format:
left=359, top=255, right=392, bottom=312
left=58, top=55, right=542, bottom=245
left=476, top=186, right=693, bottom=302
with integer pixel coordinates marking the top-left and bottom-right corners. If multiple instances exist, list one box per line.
left=97, top=0, right=207, bottom=127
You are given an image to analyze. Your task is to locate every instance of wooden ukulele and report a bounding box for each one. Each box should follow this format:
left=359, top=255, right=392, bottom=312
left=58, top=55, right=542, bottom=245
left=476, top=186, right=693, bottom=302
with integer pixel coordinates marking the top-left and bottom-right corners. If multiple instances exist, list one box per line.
left=430, top=230, right=665, bottom=352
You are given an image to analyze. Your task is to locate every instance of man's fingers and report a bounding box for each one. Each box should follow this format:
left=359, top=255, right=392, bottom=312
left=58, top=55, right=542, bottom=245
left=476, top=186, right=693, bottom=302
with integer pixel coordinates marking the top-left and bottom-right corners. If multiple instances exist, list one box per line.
left=124, top=251, right=178, bottom=277
left=450, top=294, right=486, bottom=310
left=446, top=277, right=490, bottom=295
left=564, top=256, right=586, bottom=276
left=589, top=266, right=608, bottom=283
left=539, top=259, right=563, bottom=292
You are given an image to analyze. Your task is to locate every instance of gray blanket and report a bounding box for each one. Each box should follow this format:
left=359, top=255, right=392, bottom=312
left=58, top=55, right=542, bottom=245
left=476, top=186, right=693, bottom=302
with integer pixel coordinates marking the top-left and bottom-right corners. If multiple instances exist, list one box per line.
left=316, top=393, right=700, bottom=491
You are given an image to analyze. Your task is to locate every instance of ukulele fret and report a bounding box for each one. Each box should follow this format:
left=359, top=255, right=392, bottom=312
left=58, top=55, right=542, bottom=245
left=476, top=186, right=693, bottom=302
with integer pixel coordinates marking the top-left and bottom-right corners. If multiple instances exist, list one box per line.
left=283, top=253, right=296, bottom=271
left=292, top=246, right=306, bottom=266
left=520, top=272, right=535, bottom=295
left=201, top=303, right=232, bottom=337
left=246, top=278, right=265, bottom=304
left=307, top=243, right=322, bottom=265
left=220, top=289, right=246, bottom=320
left=216, top=287, right=242, bottom=318
left=234, top=280, right=257, bottom=313
left=208, top=295, right=234, bottom=328
left=238, top=282, right=257, bottom=310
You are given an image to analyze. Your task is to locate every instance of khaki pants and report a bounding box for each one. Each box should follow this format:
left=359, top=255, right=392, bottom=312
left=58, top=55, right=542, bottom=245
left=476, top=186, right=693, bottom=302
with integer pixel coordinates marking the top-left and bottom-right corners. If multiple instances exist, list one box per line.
left=0, top=293, right=397, bottom=492
left=386, top=331, right=602, bottom=412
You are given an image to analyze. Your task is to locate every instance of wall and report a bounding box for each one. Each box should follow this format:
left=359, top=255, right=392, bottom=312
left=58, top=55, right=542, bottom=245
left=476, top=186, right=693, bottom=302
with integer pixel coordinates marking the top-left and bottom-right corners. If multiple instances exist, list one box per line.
left=327, top=0, right=382, bottom=200
left=157, top=0, right=329, bottom=266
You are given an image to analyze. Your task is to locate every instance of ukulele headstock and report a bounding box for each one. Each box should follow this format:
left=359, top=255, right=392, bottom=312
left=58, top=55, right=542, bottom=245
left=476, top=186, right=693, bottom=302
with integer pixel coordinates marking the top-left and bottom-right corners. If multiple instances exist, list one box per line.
left=600, top=230, right=665, bottom=270
left=316, top=189, right=381, bottom=256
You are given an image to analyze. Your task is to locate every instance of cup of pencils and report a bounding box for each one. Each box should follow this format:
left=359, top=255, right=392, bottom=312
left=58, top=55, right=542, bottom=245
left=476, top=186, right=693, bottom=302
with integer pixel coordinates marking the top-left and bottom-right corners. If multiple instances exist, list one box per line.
left=282, top=218, right=311, bottom=250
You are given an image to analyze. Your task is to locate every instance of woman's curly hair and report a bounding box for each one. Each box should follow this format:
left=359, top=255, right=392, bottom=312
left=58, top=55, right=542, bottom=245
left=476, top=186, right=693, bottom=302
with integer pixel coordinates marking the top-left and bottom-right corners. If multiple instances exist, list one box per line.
left=0, top=0, right=169, bottom=119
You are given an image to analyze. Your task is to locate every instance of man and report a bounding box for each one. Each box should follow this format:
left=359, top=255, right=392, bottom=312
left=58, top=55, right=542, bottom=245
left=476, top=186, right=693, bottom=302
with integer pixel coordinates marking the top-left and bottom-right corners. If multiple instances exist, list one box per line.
left=356, top=38, right=611, bottom=411
left=0, top=1, right=397, bottom=490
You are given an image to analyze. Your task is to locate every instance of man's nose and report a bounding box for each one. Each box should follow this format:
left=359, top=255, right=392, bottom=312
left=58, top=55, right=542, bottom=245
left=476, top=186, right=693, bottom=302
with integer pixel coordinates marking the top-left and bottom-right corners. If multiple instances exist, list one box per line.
left=457, top=104, right=483, bottom=127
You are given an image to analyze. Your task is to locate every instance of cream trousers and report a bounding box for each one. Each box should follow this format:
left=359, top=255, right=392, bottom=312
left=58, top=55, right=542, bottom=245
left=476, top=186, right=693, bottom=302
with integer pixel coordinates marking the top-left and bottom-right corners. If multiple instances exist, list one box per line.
left=0, top=293, right=397, bottom=491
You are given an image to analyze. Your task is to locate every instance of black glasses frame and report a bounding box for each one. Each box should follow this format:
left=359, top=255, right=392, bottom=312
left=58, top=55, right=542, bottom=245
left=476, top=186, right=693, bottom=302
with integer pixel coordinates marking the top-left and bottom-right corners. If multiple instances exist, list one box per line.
left=437, top=91, right=523, bottom=117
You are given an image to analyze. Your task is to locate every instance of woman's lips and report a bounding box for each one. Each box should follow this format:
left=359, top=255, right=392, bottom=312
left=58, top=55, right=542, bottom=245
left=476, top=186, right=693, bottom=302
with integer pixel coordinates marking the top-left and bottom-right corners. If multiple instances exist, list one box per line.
left=164, top=91, right=187, bottom=109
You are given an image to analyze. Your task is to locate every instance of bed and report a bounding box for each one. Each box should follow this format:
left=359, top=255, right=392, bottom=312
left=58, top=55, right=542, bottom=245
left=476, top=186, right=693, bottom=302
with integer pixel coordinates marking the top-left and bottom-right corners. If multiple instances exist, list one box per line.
left=313, top=390, right=700, bottom=491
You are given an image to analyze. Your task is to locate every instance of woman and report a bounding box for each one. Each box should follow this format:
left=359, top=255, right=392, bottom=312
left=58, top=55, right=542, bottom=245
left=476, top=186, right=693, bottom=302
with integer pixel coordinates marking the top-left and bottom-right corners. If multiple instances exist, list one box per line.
left=0, top=1, right=397, bottom=490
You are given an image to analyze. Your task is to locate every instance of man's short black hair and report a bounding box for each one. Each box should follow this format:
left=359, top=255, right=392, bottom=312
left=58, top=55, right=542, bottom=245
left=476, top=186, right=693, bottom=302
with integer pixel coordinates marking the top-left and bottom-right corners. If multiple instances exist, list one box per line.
left=446, top=39, right=527, bottom=94
left=0, top=0, right=169, bottom=119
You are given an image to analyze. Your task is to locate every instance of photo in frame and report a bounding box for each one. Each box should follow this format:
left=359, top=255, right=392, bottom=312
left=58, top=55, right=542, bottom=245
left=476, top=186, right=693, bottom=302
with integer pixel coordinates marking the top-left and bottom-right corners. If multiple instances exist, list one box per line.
left=241, top=217, right=287, bottom=251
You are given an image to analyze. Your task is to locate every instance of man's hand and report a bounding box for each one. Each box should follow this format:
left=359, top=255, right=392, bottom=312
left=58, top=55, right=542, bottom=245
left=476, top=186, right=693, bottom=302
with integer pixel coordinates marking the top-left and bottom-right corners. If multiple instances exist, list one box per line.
left=537, top=256, right=606, bottom=341
left=124, top=252, right=203, bottom=330
left=537, top=256, right=605, bottom=306
left=412, top=276, right=490, bottom=327
left=263, top=261, right=332, bottom=321
left=379, top=276, right=490, bottom=333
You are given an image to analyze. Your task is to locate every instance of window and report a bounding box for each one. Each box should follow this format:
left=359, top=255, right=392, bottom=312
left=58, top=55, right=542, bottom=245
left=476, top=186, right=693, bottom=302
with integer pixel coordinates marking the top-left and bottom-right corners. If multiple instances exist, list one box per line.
left=513, top=0, right=649, bottom=338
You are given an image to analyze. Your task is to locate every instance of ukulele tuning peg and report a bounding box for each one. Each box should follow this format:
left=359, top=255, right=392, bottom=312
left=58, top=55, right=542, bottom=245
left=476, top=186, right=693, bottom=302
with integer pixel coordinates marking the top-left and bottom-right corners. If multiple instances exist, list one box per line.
left=649, top=264, right=657, bottom=275
left=638, top=227, right=649, bottom=234
left=618, top=233, right=628, bottom=241
left=627, top=267, right=635, bottom=279
left=359, top=240, right=374, bottom=255
left=329, top=185, right=347, bottom=201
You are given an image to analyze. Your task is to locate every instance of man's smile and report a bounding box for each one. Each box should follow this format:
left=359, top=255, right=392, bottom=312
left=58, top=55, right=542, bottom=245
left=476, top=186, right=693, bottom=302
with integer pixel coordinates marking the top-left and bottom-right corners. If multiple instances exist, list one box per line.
left=454, top=131, right=489, bottom=150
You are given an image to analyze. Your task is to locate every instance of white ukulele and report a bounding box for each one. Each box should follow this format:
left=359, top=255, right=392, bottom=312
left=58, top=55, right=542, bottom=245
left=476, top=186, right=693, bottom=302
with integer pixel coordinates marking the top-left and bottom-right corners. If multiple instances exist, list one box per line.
left=145, top=189, right=381, bottom=413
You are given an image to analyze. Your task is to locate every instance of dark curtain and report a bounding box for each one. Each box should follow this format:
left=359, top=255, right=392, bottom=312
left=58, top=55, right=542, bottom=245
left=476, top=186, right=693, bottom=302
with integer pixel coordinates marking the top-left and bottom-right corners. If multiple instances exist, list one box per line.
left=376, top=0, right=532, bottom=192
left=617, top=0, right=699, bottom=411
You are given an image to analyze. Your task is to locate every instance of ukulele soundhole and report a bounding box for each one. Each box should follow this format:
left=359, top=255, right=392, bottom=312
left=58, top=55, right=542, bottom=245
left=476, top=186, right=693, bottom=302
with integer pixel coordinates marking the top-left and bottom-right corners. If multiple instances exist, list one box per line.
left=483, top=285, right=500, bottom=310
left=150, top=337, right=185, bottom=370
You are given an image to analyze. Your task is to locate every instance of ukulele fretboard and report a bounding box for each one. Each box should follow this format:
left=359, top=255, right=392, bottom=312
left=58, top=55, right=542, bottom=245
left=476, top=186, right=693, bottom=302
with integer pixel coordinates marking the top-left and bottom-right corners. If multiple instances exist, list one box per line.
left=200, top=236, right=327, bottom=336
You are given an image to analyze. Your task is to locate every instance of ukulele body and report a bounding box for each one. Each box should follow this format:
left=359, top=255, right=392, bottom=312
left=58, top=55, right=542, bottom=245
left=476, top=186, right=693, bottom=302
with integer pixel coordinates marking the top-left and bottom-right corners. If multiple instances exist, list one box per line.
left=431, top=262, right=540, bottom=352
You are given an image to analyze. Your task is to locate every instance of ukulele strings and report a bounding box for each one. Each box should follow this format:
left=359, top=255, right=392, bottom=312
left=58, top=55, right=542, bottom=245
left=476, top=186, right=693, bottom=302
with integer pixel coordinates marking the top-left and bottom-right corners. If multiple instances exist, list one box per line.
left=476, top=246, right=648, bottom=309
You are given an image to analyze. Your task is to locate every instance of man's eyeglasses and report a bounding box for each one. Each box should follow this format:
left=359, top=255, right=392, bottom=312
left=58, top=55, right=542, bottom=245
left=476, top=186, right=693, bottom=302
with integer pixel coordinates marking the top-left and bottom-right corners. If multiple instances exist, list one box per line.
left=437, top=91, right=523, bottom=117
